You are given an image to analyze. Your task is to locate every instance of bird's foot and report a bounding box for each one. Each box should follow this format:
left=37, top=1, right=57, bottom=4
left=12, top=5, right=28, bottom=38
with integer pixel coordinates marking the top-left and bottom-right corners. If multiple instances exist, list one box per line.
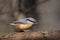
left=24, top=29, right=31, bottom=32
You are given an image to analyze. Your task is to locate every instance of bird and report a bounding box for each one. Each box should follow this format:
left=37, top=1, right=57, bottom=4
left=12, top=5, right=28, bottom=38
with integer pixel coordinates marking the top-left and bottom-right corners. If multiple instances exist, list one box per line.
left=10, top=17, right=36, bottom=32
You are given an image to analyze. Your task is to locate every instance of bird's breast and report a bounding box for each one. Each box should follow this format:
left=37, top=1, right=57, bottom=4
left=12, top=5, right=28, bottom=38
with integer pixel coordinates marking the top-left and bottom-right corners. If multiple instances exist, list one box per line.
left=15, top=23, right=32, bottom=30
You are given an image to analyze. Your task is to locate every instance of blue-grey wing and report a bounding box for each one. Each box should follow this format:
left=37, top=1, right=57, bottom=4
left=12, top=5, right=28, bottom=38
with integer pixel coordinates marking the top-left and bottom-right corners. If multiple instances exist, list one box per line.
left=14, top=18, right=27, bottom=24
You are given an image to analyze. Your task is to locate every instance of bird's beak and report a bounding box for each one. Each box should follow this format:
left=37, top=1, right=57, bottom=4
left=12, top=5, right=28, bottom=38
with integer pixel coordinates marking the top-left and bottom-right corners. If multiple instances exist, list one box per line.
left=34, top=21, right=38, bottom=24
left=9, top=23, right=16, bottom=25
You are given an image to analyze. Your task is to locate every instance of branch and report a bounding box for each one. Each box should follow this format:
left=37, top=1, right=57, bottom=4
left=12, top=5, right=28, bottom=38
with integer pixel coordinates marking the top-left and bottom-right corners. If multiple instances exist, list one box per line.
left=0, top=32, right=60, bottom=40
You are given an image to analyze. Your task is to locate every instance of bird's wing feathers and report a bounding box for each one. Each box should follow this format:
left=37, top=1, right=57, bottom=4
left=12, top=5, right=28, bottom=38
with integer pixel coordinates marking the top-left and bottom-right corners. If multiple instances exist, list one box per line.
left=14, top=17, right=36, bottom=24
left=14, top=18, right=27, bottom=24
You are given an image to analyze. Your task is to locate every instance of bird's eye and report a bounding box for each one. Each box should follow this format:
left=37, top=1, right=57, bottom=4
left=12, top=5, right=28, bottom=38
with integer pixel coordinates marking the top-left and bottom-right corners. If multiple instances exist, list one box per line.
left=27, top=19, right=29, bottom=20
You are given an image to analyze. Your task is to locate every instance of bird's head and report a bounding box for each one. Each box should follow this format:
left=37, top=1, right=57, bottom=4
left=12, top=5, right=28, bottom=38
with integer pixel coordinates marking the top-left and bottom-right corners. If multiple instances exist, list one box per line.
left=26, top=17, right=36, bottom=24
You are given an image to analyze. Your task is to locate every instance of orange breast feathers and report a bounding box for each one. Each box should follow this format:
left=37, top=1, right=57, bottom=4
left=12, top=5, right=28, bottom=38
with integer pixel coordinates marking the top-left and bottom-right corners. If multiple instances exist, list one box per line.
left=15, top=23, right=32, bottom=30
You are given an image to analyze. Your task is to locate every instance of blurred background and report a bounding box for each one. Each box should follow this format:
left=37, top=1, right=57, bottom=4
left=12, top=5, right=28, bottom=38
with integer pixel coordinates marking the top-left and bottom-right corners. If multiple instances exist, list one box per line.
left=0, top=0, right=60, bottom=33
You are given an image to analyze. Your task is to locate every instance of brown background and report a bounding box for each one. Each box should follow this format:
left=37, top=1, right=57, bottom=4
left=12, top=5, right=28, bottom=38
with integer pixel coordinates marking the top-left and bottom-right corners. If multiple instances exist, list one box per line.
left=0, top=0, right=60, bottom=33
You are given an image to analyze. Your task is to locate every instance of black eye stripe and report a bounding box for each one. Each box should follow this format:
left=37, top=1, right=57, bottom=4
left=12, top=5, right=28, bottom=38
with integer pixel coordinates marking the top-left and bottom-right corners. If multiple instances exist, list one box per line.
left=27, top=19, right=35, bottom=23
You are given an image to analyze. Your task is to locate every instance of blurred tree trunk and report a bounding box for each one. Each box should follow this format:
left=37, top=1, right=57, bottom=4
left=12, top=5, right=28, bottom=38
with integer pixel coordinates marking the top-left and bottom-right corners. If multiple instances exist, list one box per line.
left=12, top=0, right=26, bottom=20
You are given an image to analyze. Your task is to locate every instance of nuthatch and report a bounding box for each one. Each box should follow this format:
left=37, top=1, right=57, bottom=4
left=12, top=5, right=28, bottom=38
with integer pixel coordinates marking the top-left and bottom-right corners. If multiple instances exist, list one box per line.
left=10, top=17, right=36, bottom=32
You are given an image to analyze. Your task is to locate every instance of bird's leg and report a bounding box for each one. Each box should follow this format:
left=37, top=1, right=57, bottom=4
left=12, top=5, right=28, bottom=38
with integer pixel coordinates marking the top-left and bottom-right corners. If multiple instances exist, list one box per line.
left=15, top=29, right=24, bottom=32
left=24, top=29, right=32, bottom=32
